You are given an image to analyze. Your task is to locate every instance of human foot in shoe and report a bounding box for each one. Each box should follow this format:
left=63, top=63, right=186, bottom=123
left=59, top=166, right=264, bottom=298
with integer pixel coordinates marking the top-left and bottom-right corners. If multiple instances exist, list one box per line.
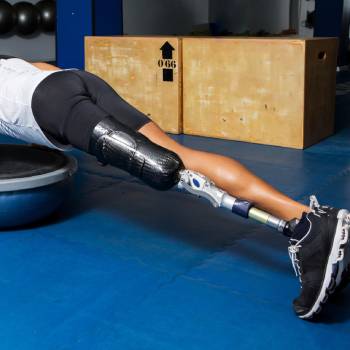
left=288, top=196, right=350, bottom=319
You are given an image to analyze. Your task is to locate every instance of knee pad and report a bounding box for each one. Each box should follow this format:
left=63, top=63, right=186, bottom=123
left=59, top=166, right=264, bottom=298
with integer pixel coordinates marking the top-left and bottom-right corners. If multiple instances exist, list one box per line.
left=89, top=117, right=184, bottom=190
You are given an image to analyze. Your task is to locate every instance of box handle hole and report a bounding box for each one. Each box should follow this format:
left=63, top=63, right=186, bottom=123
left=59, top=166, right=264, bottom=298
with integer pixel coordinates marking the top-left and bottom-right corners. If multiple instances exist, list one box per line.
left=318, top=51, right=327, bottom=60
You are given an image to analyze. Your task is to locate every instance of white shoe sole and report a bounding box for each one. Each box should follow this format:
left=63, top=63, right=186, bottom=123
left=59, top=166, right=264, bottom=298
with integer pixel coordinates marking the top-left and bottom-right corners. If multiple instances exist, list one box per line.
left=300, top=209, right=350, bottom=319
left=335, top=219, right=350, bottom=290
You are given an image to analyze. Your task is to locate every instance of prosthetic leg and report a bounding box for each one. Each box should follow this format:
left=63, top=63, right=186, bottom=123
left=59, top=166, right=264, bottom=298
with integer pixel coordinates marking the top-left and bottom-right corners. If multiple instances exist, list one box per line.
left=89, top=117, right=184, bottom=191
left=89, top=117, right=296, bottom=235
left=178, top=169, right=295, bottom=235
left=89, top=117, right=350, bottom=319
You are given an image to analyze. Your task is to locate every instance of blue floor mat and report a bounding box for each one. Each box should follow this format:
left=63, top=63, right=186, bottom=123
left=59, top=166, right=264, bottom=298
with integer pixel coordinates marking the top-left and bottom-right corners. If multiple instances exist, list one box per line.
left=0, top=75, right=350, bottom=349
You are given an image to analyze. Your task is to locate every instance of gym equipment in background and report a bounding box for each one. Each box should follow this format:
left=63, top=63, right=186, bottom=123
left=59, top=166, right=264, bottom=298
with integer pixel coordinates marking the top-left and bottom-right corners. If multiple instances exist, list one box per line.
left=0, top=144, right=77, bottom=228
left=0, top=0, right=15, bottom=34
left=13, top=1, right=40, bottom=35
left=37, top=0, right=55, bottom=32
left=85, top=37, right=182, bottom=134
left=181, top=37, right=337, bottom=149
left=0, top=0, right=56, bottom=36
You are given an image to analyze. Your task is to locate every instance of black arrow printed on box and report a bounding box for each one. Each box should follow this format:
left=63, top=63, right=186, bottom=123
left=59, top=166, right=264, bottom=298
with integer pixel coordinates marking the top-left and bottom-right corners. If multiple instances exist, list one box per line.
left=159, top=41, right=175, bottom=82
left=161, top=41, right=174, bottom=59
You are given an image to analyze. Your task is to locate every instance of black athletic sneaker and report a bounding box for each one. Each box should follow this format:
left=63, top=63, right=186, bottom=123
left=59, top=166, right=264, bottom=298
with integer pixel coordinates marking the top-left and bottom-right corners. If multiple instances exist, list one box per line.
left=312, top=198, right=350, bottom=295
left=288, top=196, right=350, bottom=319
left=335, top=239, right=350, bottom=293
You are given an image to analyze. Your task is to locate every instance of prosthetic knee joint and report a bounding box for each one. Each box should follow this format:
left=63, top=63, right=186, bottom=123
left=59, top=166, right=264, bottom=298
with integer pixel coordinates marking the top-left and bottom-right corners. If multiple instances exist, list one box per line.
left=89, top=117, right=184, bottom=191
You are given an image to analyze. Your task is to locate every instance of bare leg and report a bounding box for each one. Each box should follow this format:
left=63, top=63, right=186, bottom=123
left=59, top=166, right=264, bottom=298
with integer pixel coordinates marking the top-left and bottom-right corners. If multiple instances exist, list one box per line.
left=139, top=122, right=309, bottom=222
left=28, top=62, right=307, bottom=220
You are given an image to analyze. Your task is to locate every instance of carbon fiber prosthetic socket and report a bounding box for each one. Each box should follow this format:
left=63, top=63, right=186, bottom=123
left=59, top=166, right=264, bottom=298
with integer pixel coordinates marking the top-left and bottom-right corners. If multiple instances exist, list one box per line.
left=89, top=117, right=184, bottom=190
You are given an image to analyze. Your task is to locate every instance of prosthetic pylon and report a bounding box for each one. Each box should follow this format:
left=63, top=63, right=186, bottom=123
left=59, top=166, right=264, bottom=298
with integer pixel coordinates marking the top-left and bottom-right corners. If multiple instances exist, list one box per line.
left=178, top=170, right=294, bottom=234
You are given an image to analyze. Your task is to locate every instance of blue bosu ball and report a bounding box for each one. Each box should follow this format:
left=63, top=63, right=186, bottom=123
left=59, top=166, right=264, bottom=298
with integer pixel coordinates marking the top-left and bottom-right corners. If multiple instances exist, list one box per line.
left=0, top=144, right=77, bottom=228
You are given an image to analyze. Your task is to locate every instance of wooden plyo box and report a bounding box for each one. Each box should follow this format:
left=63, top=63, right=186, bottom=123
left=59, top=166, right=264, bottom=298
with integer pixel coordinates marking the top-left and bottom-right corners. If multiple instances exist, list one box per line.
left=86, top=36, right=338, bottom=148
left=183, top=38, right=338, bottom=149
left=85, top=36, right=182, bottom=133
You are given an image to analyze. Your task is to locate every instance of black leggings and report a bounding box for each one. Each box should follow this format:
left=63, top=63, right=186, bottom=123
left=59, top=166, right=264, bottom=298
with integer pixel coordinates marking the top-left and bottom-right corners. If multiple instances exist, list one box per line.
left=32, top=70, right=151, bottom=152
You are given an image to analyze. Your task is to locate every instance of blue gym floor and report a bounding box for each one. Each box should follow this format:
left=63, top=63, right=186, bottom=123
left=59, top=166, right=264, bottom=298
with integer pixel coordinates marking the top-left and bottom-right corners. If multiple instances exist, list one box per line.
left=1, top=76, right=350, bottom=349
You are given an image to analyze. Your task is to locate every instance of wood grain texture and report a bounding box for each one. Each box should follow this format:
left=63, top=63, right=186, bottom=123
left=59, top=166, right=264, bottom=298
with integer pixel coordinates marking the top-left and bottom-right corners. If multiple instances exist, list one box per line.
left=183, top=37, right=337, bottom=149
left=303, top=39, right=338, bottom=147
left=85, top=36, right=182, bottom=133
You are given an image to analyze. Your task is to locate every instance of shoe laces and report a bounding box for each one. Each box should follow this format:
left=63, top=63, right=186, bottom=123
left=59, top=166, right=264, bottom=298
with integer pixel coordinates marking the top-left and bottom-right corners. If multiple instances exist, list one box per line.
left=288, top=196, right=319, bottom=279
left=309, top=195, right=320, bottom=211
left=288, top=242, right=302, bottom=278
left=310, top=195, right=329, bottom=216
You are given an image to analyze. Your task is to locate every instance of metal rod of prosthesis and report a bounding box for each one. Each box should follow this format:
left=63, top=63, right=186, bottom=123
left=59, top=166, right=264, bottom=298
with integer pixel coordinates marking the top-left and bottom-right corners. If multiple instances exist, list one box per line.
left=178, top=170, right=288, bottom=233
left=248, top=208, right=287, bottom=232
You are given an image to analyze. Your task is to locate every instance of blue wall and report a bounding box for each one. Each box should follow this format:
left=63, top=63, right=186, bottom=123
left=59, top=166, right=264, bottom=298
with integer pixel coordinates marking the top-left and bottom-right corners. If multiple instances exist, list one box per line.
left=314, top=0, right=344, bottom=37
left=314, top=0, right=349, bottom=66
left=94, top=0, right=123, bottom=36
left=57, top=0, right=123, bottom=69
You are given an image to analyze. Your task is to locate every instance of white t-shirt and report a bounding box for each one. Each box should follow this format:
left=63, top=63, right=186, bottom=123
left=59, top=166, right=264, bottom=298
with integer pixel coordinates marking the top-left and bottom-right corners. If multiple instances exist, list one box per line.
left=0, top=58, right=68, bottom=150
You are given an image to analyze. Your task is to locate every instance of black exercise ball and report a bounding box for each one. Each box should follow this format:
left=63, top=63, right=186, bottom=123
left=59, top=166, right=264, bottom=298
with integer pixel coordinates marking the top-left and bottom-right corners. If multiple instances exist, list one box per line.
left=13, top=2, right=40, bottom=36
left=0, top=0, right=15, bottom=35
left=37, top=0, right=55, bottom=33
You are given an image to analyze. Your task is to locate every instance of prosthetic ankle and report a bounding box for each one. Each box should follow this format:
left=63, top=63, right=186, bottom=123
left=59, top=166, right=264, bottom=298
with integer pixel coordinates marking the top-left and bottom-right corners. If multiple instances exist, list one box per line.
left=89, top=116, right=184, bottom=190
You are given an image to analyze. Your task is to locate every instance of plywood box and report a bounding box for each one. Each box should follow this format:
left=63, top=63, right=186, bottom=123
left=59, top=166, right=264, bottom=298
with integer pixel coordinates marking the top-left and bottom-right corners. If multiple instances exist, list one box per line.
left=183, top=37, right=338, bottom=149
left=85, top=36, right=182, bottom=133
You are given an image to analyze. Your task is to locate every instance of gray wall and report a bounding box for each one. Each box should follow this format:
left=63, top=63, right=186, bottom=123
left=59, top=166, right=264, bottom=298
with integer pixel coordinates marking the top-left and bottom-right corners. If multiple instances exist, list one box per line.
left=0, top=0, right=55, bottom=61
left=210, top=0, right=291, bottom=34
left=123, top=0, right=293, bottom=36
left=123, top=0, right=210, bottom=35
left=0, top=0, right=298, bottom=61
